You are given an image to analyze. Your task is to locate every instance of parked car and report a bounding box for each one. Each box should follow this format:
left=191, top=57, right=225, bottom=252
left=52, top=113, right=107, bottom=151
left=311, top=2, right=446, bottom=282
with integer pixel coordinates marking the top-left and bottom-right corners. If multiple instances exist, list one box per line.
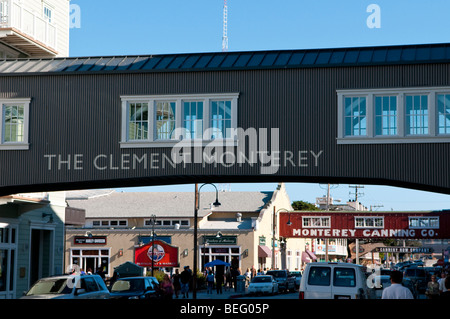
left=247, top=275, right=278, bottom=295
left=109, top=276, right=160, bottom=299
left=290, top=271, right=302, bottom=289
left=266, top=270, right=296, bottom=292
left=21, top=274, right=110, bottom=299
left=299, top=262, right=370, bottom=299
left=403, top=267, right=427, bottom=293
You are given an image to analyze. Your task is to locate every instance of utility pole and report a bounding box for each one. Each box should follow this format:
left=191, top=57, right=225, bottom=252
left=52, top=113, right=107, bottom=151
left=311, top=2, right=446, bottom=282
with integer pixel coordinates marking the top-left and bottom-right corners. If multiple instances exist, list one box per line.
left=349, top=185, right=364, bottom=202
left=272, top=206, right=276, bottom=269
left=325, top=184, right=330, bottom=262
left=349, top=185, right=364, bottom=264
left=193, top=183, right=199, bottom=299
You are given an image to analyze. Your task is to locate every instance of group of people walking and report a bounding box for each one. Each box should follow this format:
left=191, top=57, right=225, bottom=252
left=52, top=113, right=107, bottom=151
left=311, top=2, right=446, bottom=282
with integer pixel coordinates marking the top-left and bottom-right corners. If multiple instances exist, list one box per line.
left=382, top=270, right=450, bottom=299
left=158, top=265, right=193, bottom=299
left=157, top=264, right=250, bottom=299
left=424, top=271, right=450, bottom=299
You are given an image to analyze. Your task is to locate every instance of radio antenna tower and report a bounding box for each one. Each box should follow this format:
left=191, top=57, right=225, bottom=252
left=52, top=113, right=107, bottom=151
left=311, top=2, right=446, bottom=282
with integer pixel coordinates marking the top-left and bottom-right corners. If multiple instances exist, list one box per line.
left=222, top=0, right=228, bottom=52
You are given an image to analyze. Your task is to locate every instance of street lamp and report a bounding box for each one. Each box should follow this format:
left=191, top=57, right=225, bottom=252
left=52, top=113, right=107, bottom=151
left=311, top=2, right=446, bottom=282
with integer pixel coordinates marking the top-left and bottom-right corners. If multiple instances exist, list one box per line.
left=272, top=207, right=290, bottom=270
left=149, top=214, right=156, bottom=276
left=193, top=183, right=221, bottom=299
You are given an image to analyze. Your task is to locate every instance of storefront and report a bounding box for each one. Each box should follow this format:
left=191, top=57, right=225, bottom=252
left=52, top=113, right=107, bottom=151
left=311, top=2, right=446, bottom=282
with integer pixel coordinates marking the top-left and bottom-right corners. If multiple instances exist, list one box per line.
left=0, top=221, right=17, bottom=299
left=200, top=235, right=240, bottom=270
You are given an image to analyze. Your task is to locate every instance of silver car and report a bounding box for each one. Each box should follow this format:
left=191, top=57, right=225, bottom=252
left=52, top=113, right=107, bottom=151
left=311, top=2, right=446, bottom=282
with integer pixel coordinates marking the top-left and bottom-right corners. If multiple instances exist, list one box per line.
left=21, top=274, right=110, bottom=299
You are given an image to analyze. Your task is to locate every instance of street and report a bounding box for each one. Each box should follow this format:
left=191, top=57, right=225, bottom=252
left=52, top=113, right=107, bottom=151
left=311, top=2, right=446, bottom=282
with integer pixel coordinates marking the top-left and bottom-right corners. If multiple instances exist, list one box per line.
left=191, top=288, right=427, bottom=300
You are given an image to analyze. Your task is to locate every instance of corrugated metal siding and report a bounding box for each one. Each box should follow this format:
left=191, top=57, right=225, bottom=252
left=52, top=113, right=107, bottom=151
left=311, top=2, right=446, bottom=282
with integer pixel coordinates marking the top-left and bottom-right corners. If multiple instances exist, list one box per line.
left=0, top=63, right=449, bottom=195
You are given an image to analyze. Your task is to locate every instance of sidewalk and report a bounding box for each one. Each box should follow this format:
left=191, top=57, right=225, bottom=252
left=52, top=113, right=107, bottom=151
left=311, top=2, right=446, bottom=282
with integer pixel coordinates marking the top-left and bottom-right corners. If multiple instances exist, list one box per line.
left=175, top=287, right=248, bottom=299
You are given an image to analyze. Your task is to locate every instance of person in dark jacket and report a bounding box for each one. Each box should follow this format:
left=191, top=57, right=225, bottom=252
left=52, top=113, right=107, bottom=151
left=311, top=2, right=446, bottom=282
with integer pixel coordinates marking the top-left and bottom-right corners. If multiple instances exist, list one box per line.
left=180, top=266, right=192, bottom=298
left=440, top=276, right=450, bottom=299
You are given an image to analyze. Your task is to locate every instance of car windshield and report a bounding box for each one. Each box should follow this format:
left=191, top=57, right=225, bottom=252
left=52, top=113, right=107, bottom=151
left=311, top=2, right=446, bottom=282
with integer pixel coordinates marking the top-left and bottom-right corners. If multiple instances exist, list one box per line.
left=111, top=279, right=145, bottom=292
left=266, top=271, right=286, bottom=278
left=26, top=278, right=73, bottom=295
left=252, top=276, right=272, bottom=283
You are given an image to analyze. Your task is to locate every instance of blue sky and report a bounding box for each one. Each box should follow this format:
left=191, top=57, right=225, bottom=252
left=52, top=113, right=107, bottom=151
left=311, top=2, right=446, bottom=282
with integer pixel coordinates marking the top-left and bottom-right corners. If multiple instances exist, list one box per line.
left=69, top=0, right=450, bottom=56
left=70, top=1, right=450, bottom=211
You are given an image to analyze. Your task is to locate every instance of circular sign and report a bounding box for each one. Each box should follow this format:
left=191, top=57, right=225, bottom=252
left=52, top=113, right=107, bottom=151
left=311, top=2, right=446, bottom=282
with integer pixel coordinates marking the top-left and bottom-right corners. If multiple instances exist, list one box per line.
left=147, top=244, right=165, bottom=262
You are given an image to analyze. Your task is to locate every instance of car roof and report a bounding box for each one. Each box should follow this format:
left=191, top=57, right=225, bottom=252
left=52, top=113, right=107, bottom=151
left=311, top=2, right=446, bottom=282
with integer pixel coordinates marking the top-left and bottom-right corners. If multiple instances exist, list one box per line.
left=307, top=262, right=363, bottom=267
left=116, top=276, right=157, bottom=280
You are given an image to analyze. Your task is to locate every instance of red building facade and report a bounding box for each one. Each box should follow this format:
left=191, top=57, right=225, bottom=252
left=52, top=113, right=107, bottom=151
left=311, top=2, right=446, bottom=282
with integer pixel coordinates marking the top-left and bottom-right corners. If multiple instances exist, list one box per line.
left=279, top=211, right=450, bottom=240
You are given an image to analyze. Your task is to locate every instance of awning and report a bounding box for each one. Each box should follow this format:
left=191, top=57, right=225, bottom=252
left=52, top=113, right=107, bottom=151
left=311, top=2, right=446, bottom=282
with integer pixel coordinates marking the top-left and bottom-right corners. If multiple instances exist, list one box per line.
left=302, top=250, right=317, bottom=263
left=258, top=245, right=272, bottom=258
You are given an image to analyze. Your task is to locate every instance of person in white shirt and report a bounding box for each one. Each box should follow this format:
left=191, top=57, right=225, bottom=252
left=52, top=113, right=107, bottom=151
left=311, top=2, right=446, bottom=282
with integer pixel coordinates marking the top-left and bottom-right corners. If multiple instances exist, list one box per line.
left=439, top=272, right=447, bottom=294
left=382, top=270, right=414, bottom=299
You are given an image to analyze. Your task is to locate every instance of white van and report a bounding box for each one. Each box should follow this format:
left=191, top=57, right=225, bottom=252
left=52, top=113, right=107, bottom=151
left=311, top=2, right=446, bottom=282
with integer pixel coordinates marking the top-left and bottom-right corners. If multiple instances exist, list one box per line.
left=299, top=262, right=370, bottom=299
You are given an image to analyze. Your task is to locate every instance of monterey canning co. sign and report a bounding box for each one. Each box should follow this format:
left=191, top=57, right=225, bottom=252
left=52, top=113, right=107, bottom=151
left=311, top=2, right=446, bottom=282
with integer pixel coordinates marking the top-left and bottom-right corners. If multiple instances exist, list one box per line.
left=279, top=211, right=450, bottom=239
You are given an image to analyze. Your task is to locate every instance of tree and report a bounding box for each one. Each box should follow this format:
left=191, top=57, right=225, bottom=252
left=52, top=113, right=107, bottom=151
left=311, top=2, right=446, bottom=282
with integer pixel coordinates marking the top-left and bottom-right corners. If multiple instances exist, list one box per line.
left=291, top=200, right=319, bottom=211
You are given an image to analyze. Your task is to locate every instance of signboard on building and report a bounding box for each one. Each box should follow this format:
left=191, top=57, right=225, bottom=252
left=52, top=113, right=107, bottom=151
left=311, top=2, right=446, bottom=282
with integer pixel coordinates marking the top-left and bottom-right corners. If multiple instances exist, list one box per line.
left=135, top=240, right=179, bottom=267
left=203, top=236, right=237, bottom=245
left=74, top=236, right=107, bottom=245
left=375, top=247, right=433, bottom=254
left=279, top=211, right=450, bottom=239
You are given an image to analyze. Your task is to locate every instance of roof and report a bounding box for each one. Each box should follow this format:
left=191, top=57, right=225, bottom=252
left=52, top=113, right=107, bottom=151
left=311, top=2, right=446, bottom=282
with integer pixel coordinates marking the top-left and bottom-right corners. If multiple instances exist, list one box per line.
left=65, top=189, right=273, bottom=218
left=1, top=42, right=450, bottom=75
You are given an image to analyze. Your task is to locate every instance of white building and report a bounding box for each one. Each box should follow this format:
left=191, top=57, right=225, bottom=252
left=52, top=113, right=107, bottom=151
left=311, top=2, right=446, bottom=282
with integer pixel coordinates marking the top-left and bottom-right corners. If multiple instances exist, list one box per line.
left=0, top=0, right=70, bottom=58
left=0, top=192, right=67, bottom=299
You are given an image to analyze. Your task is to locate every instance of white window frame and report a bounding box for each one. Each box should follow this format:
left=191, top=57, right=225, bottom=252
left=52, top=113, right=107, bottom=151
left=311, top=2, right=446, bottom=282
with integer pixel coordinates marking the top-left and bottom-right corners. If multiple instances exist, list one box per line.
left=145, top=218, right=190, bottom=227
left=0, top=98, right=31, bottom=150
left=91, top=219, right=127, bottom=228
left=337, top=87, right=450, bottom=144
left=120, top=93, right=239, bottom=148
left=408, top=216, right=440, bottom=229
left=354, top=216, right=384, bottom=228
left=43, top=2, right=53, bottom=24
left=302, top=216, right=331, bottom=228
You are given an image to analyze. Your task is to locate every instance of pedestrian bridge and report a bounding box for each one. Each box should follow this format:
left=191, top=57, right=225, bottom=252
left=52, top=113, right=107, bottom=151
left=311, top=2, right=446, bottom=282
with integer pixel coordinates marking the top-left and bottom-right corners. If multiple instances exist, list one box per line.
left=0, top=42, right=449, bottom=196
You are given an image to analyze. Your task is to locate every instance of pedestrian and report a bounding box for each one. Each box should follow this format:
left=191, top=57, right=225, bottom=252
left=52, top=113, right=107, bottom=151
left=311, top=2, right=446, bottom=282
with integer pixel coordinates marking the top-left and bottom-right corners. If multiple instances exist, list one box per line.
left=180, top=266, right=192, bottom=298
left=440, top=276, right=450, bottom=299
left=244, top=268, right=251, bottom=287
left=160, top=274, right=174, bottom=299
left=231, top=267, right=239, bottom=292
left=172, top=268, right=181, bottom=298
left=381, top=270, right=414, bottom=299
left=425, top=275, right=440, bottom=299
left=438, top=272, right=447, bottom=295
left=225, top=267, right=232, bottom=291
left=215, top=269, right=224, bottom=294
left=251, top=266, right=256, bottom=279
left=207, top=270, right=215, bottom=294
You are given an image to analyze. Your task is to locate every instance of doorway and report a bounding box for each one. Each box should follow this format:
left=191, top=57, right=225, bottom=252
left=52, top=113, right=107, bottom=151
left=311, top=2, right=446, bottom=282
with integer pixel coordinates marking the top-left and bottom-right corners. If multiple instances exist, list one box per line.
left=30, top=229, right=53, bottom=285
